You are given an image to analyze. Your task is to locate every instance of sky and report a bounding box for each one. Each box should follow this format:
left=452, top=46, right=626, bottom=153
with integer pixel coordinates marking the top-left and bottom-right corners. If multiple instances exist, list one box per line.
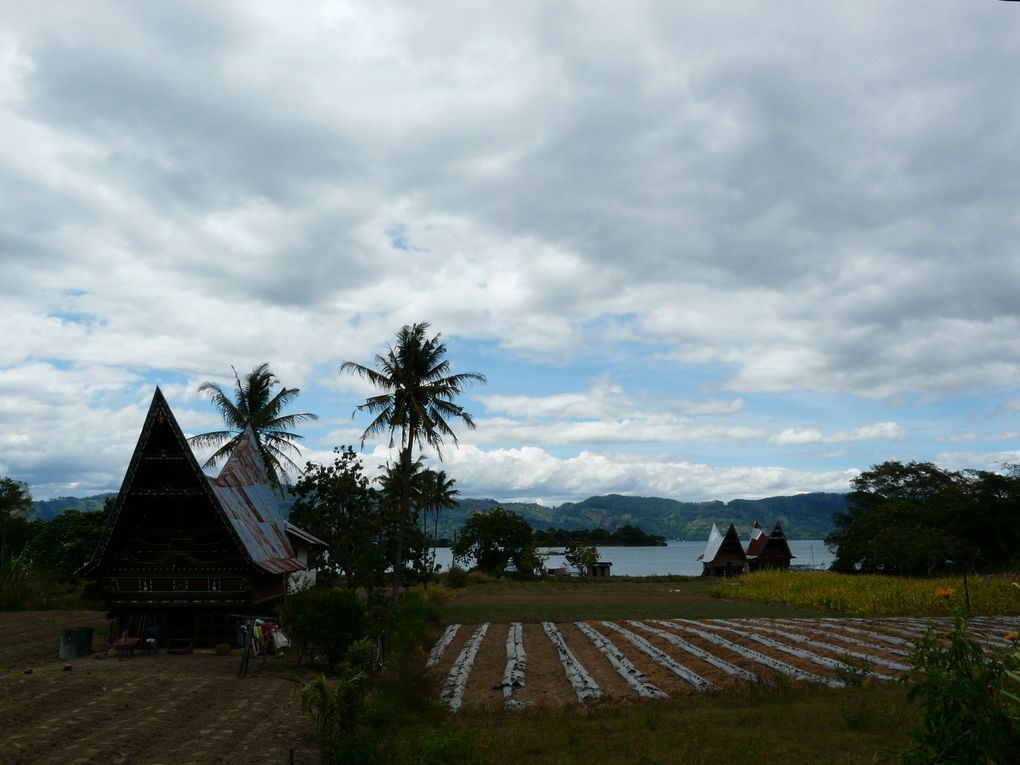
left=2, top=1, right=1020, bottom=504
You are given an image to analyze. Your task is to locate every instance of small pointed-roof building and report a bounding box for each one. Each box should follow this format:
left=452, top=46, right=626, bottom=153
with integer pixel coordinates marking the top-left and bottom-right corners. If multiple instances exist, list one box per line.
left=747, top=521, right=794, bottom=571
left=83, top=388, right=323, bottom=647
left=698, top=523, right=748, bottom=577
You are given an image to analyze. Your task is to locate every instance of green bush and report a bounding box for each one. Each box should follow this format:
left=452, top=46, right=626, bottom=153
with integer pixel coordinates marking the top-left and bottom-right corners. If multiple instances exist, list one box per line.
left=900, top=613, right=1020, bottom=764
left=282, top=588, right=366, bottom=672
left=444, top=565, right=469, bottom=589
left=421, top=729, right=477, bottom=765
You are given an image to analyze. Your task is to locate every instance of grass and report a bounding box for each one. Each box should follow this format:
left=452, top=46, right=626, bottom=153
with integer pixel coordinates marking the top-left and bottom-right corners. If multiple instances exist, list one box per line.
left=712, top=570, right=1020, bottom=617
left=442, top=576, right=827, bottom=623
left=413, top=681, right=916, bottom=765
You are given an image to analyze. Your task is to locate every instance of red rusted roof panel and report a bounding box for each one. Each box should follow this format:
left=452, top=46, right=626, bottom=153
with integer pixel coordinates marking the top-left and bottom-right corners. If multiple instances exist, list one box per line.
left=210, top=428, right=306, bottom=575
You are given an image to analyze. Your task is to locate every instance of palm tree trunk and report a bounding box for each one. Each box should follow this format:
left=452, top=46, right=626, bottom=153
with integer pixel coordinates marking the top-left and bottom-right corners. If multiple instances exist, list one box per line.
left=392, top=439, right=414, bottom=604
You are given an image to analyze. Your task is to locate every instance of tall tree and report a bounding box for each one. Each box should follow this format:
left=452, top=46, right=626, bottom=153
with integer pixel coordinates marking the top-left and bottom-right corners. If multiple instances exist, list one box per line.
left=188, top=363, right=318, bottom=486
left=289, top=447, right=387, bottom=590
left=340, top=322, right=485, bottom=600
left=0, top=477, right=34, bottom=568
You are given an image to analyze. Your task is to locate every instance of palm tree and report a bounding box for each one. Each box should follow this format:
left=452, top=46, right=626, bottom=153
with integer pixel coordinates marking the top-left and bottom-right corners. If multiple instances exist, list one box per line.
left=340, top=322, right=485, bottom=600
left=419, top=469, right=459, bottom=580
left=188, top=363, right=318, bottom=486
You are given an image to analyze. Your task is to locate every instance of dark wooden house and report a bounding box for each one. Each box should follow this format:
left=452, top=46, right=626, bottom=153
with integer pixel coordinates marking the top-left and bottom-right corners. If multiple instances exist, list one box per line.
left=82, top=388, right=322, bottom=648
left=746, top=521, right=794, bottom=571
left=698, top=523, right=748, bottom=576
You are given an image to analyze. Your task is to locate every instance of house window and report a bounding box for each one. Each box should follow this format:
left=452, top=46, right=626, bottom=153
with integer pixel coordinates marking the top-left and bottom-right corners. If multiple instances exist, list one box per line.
left=138, top=578, right=152, bottom=591
left=173, top=578, right=188, bottom=591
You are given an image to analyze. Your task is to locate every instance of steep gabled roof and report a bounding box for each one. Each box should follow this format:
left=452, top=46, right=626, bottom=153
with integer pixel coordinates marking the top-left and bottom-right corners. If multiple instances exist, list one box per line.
left=747, top=520, right=769, bottom=557
left=698, top=523, right=723, bottom=563
left=209, top=427, right=305, bottom=574
left=758, top=520, right=795, bottom=561
left=83, top=388, right=307, bottom=577
left=82, top=386, right=218, bottom=574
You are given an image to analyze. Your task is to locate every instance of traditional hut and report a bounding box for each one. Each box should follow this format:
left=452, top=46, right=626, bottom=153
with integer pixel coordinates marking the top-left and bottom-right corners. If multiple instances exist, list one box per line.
left=698, top=523, right=748, bottom=576
left=747, top=520, right=794, bottom=571
left=82, top=388, right=323, bottom=649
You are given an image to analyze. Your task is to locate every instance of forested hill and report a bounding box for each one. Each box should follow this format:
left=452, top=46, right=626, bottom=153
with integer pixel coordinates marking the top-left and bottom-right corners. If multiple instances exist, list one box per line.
left=440, top=492, right=846, bottom=541
left=33, top=493, right=116, bottom=521
left=34, top=490, right=845, bottom=540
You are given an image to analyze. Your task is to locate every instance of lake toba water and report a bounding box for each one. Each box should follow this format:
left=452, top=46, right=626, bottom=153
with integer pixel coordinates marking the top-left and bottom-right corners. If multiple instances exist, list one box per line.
left=430, top=539, right=833, bottom=577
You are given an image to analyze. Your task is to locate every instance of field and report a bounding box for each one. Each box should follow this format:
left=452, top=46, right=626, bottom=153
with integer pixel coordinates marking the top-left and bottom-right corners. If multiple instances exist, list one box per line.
left=434, top=579, right=1020, bottom=714
left=0, top=610, right=317, bottom=765
left=4, top=576, right=1019, bottom=765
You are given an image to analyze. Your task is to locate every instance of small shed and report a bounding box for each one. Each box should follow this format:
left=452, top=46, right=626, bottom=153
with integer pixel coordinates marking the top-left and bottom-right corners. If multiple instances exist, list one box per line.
left=698, top=523, right=748, bottom=577
left=589, top=561, right=613, bottom=577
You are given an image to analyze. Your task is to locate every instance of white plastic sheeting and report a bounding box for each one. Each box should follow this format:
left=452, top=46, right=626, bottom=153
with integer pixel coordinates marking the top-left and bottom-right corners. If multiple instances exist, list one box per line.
left=575, top=621, right=667, bottom=699
left=543, top=622, right=603, bottom=703
left=668, top=619, right=838, bottom=687
left=502, top=622, right=529, bottom=710
left=600, top=621, right=717, bottom=692
left=636, top=621, right=757, bottom=682
left=427, top=624, right=461, bottom=668
left=441, top=623, right=489, bottom=711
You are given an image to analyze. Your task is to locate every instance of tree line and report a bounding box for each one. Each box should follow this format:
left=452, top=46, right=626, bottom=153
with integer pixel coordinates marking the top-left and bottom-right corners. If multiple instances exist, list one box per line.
left=827, top=460, right=1020, bottom=575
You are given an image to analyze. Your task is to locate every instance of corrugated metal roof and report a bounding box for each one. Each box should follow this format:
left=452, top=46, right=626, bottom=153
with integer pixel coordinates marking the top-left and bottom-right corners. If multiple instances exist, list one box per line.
left=210, top=428, right=306, bottom=575
left=747, top=520, right=768, bottom=557
left=699, top=523, right=723, bottom=563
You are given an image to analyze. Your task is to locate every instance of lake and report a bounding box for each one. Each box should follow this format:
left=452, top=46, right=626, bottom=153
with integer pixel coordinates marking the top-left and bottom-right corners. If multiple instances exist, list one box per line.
left=430, top=539, right=833, bottom=576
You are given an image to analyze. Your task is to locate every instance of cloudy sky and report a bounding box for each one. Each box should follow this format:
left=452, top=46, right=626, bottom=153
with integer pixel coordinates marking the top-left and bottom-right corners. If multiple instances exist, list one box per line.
left=3, top=1, right=1020, bottom=504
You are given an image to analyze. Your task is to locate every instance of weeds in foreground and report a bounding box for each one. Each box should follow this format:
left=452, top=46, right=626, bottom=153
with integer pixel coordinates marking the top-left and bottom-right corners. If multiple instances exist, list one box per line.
left=899, top=611, right=1020, bottom=764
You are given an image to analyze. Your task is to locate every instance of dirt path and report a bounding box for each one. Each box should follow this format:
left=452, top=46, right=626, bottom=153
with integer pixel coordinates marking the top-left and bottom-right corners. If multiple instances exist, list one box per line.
left=0, top=611, right=317, bottom=765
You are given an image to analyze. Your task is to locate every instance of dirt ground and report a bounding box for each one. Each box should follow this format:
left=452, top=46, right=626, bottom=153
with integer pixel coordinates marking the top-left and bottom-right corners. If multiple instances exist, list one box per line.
left=0, top=611, right=317, bottom=765
left=430, top=615, right=1020, bottom=710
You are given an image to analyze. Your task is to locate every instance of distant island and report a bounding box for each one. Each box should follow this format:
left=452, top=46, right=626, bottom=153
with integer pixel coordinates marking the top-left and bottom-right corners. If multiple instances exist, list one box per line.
left=35, top=490, right=846, bottom=540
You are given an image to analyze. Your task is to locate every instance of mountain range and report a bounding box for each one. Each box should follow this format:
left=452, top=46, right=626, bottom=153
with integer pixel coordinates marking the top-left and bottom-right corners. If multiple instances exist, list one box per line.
left=33, top=491, right=845, bottom=540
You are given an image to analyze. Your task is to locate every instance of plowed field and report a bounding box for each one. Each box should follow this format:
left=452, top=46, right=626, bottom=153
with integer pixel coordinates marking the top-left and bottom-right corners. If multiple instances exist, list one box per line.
left=430, top=615, right=1020, bottom=710
left=0, top=611, right=317, bottom=765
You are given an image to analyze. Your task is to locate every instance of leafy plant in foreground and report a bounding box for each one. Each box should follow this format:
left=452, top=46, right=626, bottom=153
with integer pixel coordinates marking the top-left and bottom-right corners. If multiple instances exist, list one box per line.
left=899, top=612, right=1020, bottom=764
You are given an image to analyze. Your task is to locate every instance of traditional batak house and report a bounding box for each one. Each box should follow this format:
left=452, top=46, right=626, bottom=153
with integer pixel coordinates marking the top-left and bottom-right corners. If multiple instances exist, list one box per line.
left=82, top=388, right=323, bottom=649
left=698, top=523, right=748, bottom=576
left=746, top=520, right=794, bottom=571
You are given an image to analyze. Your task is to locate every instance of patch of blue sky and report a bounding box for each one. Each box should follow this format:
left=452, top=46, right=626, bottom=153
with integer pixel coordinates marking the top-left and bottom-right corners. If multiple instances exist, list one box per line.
left=385, top=223, right=428, bottom=253
left=46, top=310, right=104, bottom=326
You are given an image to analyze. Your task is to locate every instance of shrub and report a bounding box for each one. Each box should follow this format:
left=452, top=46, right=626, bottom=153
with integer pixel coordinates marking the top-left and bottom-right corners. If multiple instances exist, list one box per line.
left=282, top=588, right=366, bottom=672
left=899, top=613, right=1020, bottom=764
left=444, top=564, right=469, bottom=589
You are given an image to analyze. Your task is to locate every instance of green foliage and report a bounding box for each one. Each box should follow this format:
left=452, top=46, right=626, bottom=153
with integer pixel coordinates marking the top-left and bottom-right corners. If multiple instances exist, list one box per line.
left=828, top=461, right=1020, bottom=574
left=421, top=729, right=477, bottom=765
left=441, top=492, right=845, bottom=542
left=444, top=564, right=469, bottom=588
left=282, top=588, right=367, bottom=672
left=341, top=321, right=485, bottom=601
left=24, top=507, right=109, bottom=581
left=715, top=570, right=1020, bottom=616
left=290, top=447, right=388, bottom=589
left=534, top=525, right=666, bottom=547
left=1, top=477, right=34, bottom=568
left=564, top=545, right=599, bottom=576
left=899, top=613, right=1020, bottom=764
left=452, top=507, right=538, bottom=575
left=188, top=362, right=318, bottom=485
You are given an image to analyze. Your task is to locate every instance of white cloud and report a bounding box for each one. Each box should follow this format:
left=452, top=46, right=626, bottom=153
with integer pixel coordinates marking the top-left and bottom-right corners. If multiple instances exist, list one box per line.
left=770, top=422, right=906, bottom=446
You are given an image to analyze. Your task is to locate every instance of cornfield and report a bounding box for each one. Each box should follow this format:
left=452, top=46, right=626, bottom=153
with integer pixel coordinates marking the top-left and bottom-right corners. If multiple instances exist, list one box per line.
left=712, top=571, right=1020, bottom=616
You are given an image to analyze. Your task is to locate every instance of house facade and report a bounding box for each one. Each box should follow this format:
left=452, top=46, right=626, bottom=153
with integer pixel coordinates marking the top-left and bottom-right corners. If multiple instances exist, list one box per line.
left=82, top=388, right=323, bottom=647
